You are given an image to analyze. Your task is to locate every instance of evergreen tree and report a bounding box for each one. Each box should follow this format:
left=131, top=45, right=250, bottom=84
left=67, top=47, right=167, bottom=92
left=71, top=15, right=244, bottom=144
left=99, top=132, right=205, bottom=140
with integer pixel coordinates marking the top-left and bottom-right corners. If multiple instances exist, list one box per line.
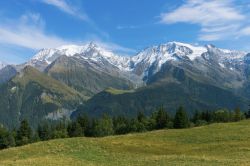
left=77, top=115, right=89, bottom=129
left=213, top=109, right=230, bottom=122
left=37, top=123, right=51, bottom=141
left=113, top=116, right=129, bottom=135
left=51, top=121, right=68, bottom=139
left=155, top=107, right=170, bottom=129
left=137, top=111, right=146, bottom=123
left=16, top=120, right=32, bottom=146
left=201, top=111, right=213, bottom=123
left=192, top=110, right=208, bottom=126
left=234, top=107, right=242, bottom=122
left=0, top=126, right=15, bottom=149
left=67, top=121, right=83, bottom=137
left=92, top=115, right=114, bottom=137
left=31, top=132, right=40, bottom=143
left=245, top=111, right=250, bottom=119
left=246, top=104, right=250, bottom=119
left=146, top=112, right=157, bottom=131
left=192, top=110, right=201, bottom=123
left=174, top=106, right=189, bottom=129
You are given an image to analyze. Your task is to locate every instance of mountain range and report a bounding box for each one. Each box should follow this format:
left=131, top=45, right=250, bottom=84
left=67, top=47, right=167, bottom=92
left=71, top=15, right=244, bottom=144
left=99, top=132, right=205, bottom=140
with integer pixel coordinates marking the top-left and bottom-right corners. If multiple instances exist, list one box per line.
left=1, top=41, right=250, bottom=128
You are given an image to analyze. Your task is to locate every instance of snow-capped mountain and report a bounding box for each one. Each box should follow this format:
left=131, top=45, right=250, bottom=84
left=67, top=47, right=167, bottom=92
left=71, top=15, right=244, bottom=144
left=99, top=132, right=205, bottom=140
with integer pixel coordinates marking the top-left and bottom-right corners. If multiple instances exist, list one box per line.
left=128, top=42, right=208, bottom=78
left=126, top=42, right=246, bottom=81
left=26, top=41, right=248, bottom=83
left=1, top=41, right=250, bottom=127
left=204, top=44, right=246, bottom=70
left=28, top=42, right=130, bottom=71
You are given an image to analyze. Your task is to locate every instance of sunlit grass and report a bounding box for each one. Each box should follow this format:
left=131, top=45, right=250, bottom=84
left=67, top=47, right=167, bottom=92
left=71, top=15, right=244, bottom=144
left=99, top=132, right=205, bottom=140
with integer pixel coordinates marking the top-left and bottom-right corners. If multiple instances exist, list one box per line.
left=1, top=120, right=250, bottom=165
left=105, top=87, right=134, bottom=95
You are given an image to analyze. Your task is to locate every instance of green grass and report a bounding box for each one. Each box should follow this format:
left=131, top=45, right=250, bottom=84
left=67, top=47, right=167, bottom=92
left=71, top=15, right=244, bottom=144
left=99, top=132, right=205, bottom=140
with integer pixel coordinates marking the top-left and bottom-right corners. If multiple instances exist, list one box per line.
left=105, top=87, right=134, bottom=95
left=13, top=66, right=86, bottom=100
left=1, top=120, right=250, bottom=166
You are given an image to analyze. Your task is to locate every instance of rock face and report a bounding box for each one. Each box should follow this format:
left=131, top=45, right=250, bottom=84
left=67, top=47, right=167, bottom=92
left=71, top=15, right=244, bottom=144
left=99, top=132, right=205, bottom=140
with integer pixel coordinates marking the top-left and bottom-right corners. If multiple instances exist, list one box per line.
left=0, top=65, right=17, bottom=84
left=2, top=41, right=250, bottom=127
left=26, top=41, right=249, bottom=88
left=0, top=66, right=85, bottom=128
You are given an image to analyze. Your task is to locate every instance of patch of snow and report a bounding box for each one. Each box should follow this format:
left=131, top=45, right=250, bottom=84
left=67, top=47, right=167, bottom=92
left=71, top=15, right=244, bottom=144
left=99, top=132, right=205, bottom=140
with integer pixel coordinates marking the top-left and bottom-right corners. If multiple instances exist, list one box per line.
left=219, top=63, right=225, bottom=68
left=0, top=61, right=7, bottom=70
left=45, top=108, right=74, bottom=120
left=27, top=41, right=249, bottom=80
left=10, top=86, right=17, bottom=93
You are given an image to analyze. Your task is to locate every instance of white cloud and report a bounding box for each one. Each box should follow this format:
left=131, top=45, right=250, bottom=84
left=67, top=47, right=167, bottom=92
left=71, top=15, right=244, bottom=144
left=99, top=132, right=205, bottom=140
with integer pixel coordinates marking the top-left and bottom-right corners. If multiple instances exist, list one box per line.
left=198, top=34, right=221, bottom=41
left=94, top=40, right=136, bottom=55
left=0, top=13, right=71, bottom=50
left=40, top=0, right=109, bottom=40
left=0, top=13, right=136, bottom=63
left=160, top=0, right=249, bottom=41
left=116, top=25, right=139, bottom=30
left=41, top=0, right=88, bottom=21
left=239, top=27, right=250, bottom=36
left=161, top=0, right=244, bottom=25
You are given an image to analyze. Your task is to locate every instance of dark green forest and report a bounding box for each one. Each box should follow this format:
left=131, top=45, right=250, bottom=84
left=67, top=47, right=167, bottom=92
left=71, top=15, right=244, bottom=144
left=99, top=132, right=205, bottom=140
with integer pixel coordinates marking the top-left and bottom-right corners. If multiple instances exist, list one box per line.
left=0, top=106, right=247, bottom=150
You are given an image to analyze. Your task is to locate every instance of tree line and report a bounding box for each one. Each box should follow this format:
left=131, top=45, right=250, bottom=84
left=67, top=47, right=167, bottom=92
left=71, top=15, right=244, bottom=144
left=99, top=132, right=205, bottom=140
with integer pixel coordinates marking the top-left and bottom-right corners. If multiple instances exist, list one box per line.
left=0, top=106, right=247, bottom=150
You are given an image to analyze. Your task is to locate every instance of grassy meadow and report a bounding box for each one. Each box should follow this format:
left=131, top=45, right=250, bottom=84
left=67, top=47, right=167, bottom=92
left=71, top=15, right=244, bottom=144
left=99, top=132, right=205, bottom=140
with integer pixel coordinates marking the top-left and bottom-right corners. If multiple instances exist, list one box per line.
left=1, top=120, right=250, bottom=166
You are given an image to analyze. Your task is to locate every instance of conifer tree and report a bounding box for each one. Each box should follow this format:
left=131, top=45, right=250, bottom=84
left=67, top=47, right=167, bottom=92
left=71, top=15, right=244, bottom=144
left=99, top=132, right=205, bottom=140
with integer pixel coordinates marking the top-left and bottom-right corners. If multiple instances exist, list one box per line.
left=16, top=120, right=32, bottom=146
left=37, top=122, right=51, bottom=141
left=155, top=107, right=169, bottom=129
left=0, top=126, right=15, bottom=149
left=67, top=121, right=83, bottom=137
left=92, top=115, right=114, bottom=137
left=174, top=106, right=189, bottom=129
left=234, top=107, right=242, bottom=122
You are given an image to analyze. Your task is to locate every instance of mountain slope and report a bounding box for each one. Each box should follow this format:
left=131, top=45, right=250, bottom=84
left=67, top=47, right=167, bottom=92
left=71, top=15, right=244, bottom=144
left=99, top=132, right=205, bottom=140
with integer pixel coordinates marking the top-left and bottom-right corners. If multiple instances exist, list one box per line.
left=45, top=55, right=134, bottom=97
left=28, top=42, right=132, bottom=72
left=22, top=41, right=250, bottom=118
left=26, top=41, right=248, bottom=91
left=1, top=120, right=250, bottom=166
left=73, top=65, right=248, bottom=118
left=0, top=66, right=85, bottom=128
left=2, top=41, right=250, bottom=123
left=0, top=65, right=17, bottom=84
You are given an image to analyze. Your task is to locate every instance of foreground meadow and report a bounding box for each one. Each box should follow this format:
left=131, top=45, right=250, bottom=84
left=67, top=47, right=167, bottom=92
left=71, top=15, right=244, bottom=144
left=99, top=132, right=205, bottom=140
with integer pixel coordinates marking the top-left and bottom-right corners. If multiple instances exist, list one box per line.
left=1, top=120, right=250, bottom=166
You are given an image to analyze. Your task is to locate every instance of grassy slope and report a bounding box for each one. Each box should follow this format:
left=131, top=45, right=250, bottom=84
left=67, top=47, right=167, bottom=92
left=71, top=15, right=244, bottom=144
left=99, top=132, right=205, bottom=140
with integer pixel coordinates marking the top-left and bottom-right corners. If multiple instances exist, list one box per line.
left=0, top=66, right=86, bottom=128
left=105, top=87, right=135, bottom=95
left=14, top=66, right=86, bottom=101
left=1, top=120, right=250, bottom=166
left=46, top=56, right=134, bottom=98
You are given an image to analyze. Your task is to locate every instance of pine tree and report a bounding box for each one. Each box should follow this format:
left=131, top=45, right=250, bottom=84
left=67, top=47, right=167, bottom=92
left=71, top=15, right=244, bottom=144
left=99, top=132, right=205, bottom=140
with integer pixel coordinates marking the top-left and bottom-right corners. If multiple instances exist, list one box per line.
left=16, top=120, right=32, bottom=146
left=192, top=110, right=201, bottom=123
left=234, top=107, right=242, bottom=122
left=76, top=114, right=90, bottom=131
left=92, top=115, right=114, bottom=137
left=174, top=106, right=189, bottom=129
left=51, top=121, right=68, bottom=139
left=137, top=111, right=146, bottom=123
left=37, top=123, right=51, bottom=141
left=0, top=126, right=15, bottom=149
left=213, top=109, right=230, bottom=122
left=67, top=121, right=83, bottom=137
left=155, top=107, right=169, bottom=129
left=113, top=116, right=129, bottom=135
left=201, top=111, right=213, bottom=123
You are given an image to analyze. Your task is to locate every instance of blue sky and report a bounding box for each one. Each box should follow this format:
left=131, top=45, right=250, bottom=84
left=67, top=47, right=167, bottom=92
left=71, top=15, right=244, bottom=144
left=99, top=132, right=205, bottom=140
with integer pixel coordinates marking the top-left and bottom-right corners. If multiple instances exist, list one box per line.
left=1, top=0, right=250, bottom=64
